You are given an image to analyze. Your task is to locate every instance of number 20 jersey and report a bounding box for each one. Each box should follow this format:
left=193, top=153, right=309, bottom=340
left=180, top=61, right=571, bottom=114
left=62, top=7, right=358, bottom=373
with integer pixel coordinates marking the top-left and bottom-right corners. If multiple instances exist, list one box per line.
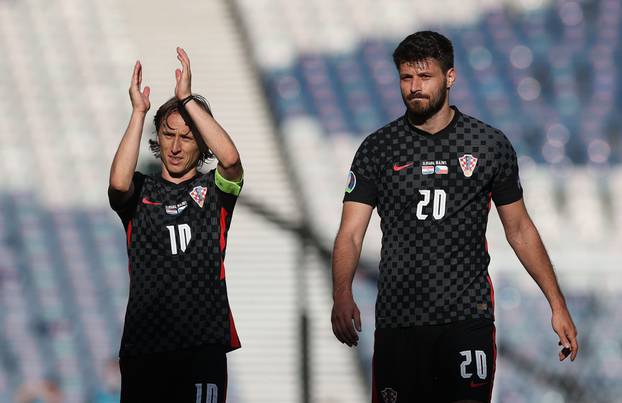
left=344, top=107, right=522, bottom=328
left=111, top=169, right=241, bottom=357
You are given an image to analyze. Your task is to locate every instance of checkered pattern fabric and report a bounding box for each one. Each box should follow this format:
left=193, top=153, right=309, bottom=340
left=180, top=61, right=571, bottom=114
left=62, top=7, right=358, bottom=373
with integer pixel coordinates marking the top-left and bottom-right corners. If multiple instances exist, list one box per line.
left=344, top=107, right=522, bottom=328
left=111, top=169, right=241, bottom=357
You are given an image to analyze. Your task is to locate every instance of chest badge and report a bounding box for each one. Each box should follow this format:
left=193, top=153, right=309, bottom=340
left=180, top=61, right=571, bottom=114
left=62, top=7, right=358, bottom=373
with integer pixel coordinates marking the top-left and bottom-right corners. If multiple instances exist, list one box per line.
left=189, top=186, right=207, bottom=208
left=458, top=154, right=478, bottom=177
left=165, top=201, right=188, bottom=215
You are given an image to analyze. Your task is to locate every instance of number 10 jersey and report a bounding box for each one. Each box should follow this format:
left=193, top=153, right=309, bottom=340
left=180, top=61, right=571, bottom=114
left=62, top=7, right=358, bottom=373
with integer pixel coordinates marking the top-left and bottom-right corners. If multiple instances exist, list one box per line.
left=111, top=169, right=242, bottom=357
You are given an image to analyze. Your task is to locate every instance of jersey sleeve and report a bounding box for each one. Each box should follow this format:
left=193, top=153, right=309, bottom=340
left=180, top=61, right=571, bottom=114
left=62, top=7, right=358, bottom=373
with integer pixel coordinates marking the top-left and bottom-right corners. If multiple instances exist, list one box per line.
left=491, top=134, right=523, bottom=206
left=109, top=172, right=146, bottom=226
left=214, top=168, right=243, bottom=212
left=343, top=135, right=379, bottom=207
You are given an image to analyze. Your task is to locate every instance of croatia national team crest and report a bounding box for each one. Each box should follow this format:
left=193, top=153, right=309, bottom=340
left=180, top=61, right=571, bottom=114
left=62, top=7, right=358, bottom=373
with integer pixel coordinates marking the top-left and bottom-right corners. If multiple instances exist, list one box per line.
left=459, top=154, right=478, bottom=177
left=380, top=388, right=397, bottom=403
left=189, top=186, right=207, bottom=208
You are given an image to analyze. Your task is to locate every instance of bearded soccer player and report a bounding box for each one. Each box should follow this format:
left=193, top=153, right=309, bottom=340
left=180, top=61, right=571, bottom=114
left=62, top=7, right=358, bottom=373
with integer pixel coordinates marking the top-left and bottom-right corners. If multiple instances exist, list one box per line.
left=331, top=31, right=579, bottom=402
left=108, top=47, right=243, bottom=403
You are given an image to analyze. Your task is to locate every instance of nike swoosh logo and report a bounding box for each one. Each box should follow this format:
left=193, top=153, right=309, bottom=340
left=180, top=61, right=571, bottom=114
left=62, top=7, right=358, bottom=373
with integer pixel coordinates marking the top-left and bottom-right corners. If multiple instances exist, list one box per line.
left=142, top=197, right=162, bottom=206
left=469, top=381, right=488, bottom=388
left=393, top=162, right=414, bottom=171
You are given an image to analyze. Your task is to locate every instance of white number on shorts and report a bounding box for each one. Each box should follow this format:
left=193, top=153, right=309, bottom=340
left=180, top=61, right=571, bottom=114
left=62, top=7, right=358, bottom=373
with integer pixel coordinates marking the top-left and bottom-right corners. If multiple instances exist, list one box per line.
left=459, top=350, right=487, bottom=379
left=195, top=383, right=218, bottom=403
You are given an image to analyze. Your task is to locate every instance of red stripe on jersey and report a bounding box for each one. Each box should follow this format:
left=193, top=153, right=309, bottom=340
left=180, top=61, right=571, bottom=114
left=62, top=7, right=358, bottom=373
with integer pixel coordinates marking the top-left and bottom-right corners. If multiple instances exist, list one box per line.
left=219, top=257, right=225, bottom=280
left=486, top=274, right=495, bottom=310
left=126, top=220, right=133, bottom=248
left=219, top=208, right=228, bottom=280
left=126, top=220, right=133, bottom=274
left=229, top=310, right=241, bottom=349
left=219, top=207, right=228, bottom=251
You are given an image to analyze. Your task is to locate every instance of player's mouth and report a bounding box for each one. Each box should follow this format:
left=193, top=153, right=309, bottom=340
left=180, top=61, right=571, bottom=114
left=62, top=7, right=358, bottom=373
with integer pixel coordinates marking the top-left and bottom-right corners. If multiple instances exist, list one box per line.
left=168, top=155, right=184, bottom=166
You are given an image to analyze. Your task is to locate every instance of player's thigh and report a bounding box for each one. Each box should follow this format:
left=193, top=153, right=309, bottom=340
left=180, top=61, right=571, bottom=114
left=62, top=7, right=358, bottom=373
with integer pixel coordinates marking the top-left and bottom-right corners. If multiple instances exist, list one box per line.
left=439, top=319, right=496, bottom=403
left=372, top=327, right=440, bottom=403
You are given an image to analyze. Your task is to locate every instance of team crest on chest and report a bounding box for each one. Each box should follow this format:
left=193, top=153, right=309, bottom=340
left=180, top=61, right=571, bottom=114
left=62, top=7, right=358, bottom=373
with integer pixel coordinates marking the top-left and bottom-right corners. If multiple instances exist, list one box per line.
left=189, top=186, right=207, bottom=208
left=459, top=154, right=478, bottom=177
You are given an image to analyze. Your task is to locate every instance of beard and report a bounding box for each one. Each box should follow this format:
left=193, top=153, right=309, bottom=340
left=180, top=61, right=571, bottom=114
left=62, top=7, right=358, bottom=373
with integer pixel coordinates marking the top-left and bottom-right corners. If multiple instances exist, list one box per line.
left=402, top=80, right=448, bottom=124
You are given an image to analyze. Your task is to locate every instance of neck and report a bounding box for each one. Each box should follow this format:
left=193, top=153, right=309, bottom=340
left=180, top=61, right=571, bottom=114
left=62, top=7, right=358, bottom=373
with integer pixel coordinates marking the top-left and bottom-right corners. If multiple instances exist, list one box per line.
left=161, top=166, right=198, bottom=184
left=408, top=103, right=454, bottom=134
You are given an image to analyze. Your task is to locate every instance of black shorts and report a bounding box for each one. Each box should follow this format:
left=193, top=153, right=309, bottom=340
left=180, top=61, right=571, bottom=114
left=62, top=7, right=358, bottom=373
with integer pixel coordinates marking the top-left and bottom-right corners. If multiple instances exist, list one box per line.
left=372, top=319, right=496, bottom=403
left=120, top=345, right=227, bottom=403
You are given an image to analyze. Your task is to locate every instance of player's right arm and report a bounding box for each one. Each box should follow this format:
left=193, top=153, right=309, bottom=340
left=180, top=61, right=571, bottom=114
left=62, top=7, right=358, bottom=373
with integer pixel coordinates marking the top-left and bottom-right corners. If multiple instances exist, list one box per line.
left=331, top=201, right=373, bottom=347
left=108, top=61, right=151, bottom=207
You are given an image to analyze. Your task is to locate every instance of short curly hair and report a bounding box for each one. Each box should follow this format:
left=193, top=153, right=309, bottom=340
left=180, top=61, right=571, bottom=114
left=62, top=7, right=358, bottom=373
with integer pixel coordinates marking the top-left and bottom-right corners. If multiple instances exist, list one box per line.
left=393, top=31, right=454, bottom=73
left=149, top=94, right=214, bottom=166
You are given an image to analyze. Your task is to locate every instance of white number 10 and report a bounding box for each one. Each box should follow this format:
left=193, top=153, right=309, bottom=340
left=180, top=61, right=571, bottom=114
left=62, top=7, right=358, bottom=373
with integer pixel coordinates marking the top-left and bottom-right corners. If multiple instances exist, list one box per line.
left=166, top=224, right=191, bottom=255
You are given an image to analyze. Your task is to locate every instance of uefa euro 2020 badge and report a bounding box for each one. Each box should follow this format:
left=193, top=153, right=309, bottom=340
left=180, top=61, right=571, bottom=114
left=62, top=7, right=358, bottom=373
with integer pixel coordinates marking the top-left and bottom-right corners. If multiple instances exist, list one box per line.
left=345, top=171, right=356, bottom=193
left=189, top=186, right=207, bottom=208
left=459, top=154, right=478, bottom=177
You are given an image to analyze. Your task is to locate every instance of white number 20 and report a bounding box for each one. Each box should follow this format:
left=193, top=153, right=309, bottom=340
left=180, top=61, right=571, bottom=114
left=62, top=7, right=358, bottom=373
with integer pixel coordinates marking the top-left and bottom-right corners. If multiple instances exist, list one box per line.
left=416, top=189, right=446, bottom=220
left=459, top=350, right=487, bottom=379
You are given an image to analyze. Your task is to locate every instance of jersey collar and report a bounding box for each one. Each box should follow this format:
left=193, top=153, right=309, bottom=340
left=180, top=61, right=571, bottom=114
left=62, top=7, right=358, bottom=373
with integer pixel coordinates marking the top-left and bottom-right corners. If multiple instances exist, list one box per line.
left=404, top=105, right=461, bottom=140
left=155, top=172, right=200, bottom=187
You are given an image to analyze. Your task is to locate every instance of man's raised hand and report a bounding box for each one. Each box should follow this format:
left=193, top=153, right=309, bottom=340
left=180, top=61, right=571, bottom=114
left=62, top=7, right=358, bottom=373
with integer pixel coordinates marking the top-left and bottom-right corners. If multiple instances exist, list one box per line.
left=175, top=47, right=192, bottom=100
left=129, top=61, right=150, bottom=113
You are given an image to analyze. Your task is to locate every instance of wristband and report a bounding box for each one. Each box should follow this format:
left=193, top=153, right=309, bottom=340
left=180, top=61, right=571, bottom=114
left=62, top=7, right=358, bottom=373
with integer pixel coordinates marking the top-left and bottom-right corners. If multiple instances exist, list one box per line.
left=178, top=95, right=194, bottom=107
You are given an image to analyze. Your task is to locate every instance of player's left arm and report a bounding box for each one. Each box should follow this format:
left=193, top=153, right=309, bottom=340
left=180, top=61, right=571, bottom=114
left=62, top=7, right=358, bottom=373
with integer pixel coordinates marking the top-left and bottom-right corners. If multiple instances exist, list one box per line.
left=174, top=47, right=243, bottom=182
left=497, top=199, right=579, bottom=361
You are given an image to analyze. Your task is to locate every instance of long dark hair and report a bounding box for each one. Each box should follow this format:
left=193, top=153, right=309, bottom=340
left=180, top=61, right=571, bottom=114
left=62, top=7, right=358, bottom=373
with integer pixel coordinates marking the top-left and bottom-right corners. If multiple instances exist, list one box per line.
left=149, top=94, right=214, bottom=166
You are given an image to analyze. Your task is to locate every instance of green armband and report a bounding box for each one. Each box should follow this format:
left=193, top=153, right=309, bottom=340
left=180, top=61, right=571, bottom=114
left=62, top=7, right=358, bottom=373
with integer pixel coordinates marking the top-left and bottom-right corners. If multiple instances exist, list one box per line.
left=215, top=169, right=242, bottom=196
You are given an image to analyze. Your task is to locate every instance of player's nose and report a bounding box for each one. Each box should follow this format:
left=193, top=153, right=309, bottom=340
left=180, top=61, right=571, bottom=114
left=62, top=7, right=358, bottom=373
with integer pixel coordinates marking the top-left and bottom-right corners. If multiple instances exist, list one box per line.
left=410, top=78, right=422, bottom=93
left=171, top=136, right=182, bottom=153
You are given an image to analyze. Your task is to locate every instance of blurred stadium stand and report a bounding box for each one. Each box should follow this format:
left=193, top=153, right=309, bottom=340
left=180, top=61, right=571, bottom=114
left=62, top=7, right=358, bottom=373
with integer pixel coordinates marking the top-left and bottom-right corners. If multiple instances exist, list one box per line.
left=234, top=0, right=622, bottom=402
left=0, top=0, right=621, bottom=402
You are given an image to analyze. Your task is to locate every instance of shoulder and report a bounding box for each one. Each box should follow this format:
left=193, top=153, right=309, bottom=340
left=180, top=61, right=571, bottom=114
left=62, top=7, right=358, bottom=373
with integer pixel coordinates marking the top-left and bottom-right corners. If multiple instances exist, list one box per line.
left=357, top=115, right=406, bottom=152
left=458, top=111, right=515, bottom=150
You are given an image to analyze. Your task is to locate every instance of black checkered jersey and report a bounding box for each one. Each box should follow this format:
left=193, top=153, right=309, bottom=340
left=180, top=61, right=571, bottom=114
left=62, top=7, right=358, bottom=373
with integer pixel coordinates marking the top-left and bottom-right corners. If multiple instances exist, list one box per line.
left=110, top=169, right=242, bottom=357
left=344, top=107, right=522, bottom=328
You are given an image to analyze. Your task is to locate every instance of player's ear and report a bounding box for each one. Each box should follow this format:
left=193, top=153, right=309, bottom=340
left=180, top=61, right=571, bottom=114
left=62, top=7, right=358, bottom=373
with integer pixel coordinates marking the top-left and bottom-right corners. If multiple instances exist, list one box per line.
left=446, top=67, right=456, bottom=89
